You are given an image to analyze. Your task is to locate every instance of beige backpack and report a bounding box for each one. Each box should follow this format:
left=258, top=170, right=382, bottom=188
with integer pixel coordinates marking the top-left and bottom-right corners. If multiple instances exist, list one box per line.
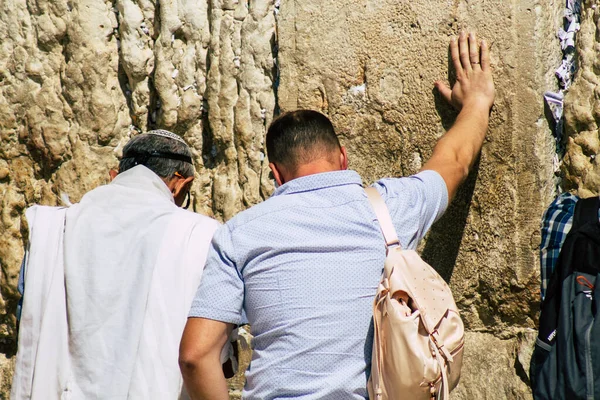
left=365, top=187, right=464, bottom=400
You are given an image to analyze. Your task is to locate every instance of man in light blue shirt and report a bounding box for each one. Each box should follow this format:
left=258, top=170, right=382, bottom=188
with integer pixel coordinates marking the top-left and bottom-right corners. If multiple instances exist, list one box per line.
left=180, top=32, right=495, bottom=399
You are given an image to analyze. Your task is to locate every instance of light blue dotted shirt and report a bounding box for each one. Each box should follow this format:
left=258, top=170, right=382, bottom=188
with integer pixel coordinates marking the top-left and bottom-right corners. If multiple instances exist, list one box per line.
left=189, top=169, right=448, bottom=399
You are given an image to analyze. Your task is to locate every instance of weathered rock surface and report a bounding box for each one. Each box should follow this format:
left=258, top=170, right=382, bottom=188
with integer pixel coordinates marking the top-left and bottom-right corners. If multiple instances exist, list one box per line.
left=452, top=330, right=537, bottom=399
left=278, top=0, right=562, bottom=396
left=562, top=1, right=600, bottom=197
left=0, top=0, right=588, bottom=397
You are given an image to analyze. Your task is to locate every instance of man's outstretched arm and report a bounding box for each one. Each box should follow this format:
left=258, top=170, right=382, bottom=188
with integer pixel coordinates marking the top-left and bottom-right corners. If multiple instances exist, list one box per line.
left=179, top=317, right=234, bottom=400
left=421, top=31, right=495, bottom=201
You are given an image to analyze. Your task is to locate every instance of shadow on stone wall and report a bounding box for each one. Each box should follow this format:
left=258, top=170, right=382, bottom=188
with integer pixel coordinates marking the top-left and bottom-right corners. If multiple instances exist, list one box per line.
left=420, top=86, right=479, bottom=282
left=421, top=158, right=479, bottom=282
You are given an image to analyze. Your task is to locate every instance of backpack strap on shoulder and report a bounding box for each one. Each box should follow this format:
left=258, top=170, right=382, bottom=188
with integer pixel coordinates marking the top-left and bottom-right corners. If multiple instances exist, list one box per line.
left=365, top=187, right=401, bottom=248
left=572, top=195, right=600, bottom=231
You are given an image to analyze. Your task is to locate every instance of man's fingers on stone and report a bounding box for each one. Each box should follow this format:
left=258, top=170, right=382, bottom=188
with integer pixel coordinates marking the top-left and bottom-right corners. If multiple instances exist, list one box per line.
left=468, top=32, right=480, bottom=67
left=458, top=31, right=471, bottom=71
left=480, top=40, right=491, bottom=71
left=450, top=37, right=463, bottom=76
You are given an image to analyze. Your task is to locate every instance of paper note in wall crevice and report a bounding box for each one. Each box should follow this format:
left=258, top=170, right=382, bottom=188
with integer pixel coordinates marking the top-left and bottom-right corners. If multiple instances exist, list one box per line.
left=544, top=91, right=564, bottom=124
left=555, top=54, right=576, bottom=88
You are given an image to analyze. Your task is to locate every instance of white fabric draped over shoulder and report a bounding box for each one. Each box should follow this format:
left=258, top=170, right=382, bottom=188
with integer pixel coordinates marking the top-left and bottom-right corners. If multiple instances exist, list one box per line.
left=11, top=205, right=69, bottom=399
left=11, top=165, right=220, bottom=400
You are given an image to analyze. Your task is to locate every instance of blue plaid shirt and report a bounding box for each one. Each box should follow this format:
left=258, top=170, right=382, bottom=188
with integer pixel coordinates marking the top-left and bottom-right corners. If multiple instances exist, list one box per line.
left=539, top=193, right=578, bottom=300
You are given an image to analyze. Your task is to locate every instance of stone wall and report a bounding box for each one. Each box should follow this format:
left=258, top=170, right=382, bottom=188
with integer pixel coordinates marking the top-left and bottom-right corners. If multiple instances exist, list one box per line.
left=0, top=0, right=587, bottom=398
left=277, top=0, right=562, bottom=397
left=562, top=1, right=600, bottom=196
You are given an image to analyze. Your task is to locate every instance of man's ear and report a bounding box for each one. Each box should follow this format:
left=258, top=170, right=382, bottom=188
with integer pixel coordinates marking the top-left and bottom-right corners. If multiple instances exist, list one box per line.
left=340, top=146, right=348, bottom=170
left=269, top=162, right=285, bottom=186
left=171, top=175, right=194, bottom=207
left=109, top=169, right=118, bottom=181
left=173, top=176, right=194, bottom=197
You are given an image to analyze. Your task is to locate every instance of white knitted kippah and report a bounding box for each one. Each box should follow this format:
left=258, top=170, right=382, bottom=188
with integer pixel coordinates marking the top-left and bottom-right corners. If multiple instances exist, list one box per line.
left=145, top=129, right=187, bottom=145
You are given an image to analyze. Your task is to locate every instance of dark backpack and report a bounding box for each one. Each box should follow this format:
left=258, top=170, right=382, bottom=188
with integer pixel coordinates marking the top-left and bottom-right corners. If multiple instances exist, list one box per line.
left=531, top=196, right=600, bottom=400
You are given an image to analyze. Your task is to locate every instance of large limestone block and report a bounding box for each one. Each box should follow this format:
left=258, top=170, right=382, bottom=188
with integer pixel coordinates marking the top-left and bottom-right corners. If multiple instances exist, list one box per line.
left=452, top=330, right=536, bottom=400
left=562, top=1, right=600, bottom=196
left=277, top=0, right=562, bottom=396
left=205, top=0, right=277, bottom=220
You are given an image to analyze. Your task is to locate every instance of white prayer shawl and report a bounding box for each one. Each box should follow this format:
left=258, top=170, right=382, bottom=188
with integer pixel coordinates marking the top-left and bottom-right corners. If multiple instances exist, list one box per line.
left=12, top=165, right=220, bottom=399
left=11, top=205, right=70, bottom=399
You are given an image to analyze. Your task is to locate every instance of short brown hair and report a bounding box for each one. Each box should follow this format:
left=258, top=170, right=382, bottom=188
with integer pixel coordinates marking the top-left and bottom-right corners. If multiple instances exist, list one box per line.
left=266, top=110, right=341, bottom=172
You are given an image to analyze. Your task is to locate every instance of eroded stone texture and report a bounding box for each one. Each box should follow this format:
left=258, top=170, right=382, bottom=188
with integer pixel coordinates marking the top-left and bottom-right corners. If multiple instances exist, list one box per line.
left=0, top=0, right=131, bottom=361
left=205, top=0, right=277, bottom=220
left=0, top=0, right=277, bottom=392
left=451, top=331, right=537, bottom=400
left=277, top=0, right=562, bottom=397
left=0, top=355, right=14, bottom=397
left=562, top=1, right=600, bottom=197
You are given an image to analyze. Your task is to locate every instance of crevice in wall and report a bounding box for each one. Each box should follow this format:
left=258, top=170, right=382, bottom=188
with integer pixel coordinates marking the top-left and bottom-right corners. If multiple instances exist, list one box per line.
left=199, top=0, right=219, bottom=172
left=113, top=1, right=135, bottom=134
left=272, top=0, right=281, bottom=117
left=201, top=0, right=226, bottom=173
left=256, top=0, right=280, bottom=200
left=147, top=2, right=161, bottom=131
left=544, top=0, right=582, bottom=192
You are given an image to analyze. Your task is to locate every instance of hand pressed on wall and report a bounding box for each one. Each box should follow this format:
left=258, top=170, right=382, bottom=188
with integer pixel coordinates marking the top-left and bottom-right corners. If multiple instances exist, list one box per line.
left=435, top=31, right=495, bottom=113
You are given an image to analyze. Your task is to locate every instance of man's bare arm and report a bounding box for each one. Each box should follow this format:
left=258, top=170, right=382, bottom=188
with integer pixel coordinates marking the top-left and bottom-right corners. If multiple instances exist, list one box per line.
left=179, top=317, right=234, bottom=400
left=421, top=31, right=495, bottom=201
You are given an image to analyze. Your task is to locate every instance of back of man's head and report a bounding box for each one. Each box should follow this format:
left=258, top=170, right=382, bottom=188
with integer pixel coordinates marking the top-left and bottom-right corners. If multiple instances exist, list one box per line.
left=266, top=110, right=342, bottom=174
left=119, top=130, right=194, bottom=179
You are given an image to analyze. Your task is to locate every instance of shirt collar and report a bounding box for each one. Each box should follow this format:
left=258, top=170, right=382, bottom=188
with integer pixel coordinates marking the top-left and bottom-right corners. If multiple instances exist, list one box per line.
left=272, top=170, right=363, bottom=196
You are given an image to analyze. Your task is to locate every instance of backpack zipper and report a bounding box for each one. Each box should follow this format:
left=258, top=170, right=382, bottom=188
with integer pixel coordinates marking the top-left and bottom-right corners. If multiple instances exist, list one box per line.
left=585, top=316, right=594, bottom=399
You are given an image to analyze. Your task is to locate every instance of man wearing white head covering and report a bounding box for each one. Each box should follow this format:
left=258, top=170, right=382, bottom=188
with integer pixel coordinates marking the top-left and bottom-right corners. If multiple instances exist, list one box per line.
left=11, top=130, right=220, bottom=399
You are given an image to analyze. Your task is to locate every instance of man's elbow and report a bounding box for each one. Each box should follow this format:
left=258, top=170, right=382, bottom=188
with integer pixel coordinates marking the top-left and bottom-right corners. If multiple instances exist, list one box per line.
left=443, top=150, right=472, bottom=183
left=179, top=347, right=203, bottom=377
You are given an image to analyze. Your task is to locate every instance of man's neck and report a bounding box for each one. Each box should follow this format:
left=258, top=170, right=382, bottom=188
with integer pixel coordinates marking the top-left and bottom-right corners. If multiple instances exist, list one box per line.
left=285, top=160, right=343, bottom=182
